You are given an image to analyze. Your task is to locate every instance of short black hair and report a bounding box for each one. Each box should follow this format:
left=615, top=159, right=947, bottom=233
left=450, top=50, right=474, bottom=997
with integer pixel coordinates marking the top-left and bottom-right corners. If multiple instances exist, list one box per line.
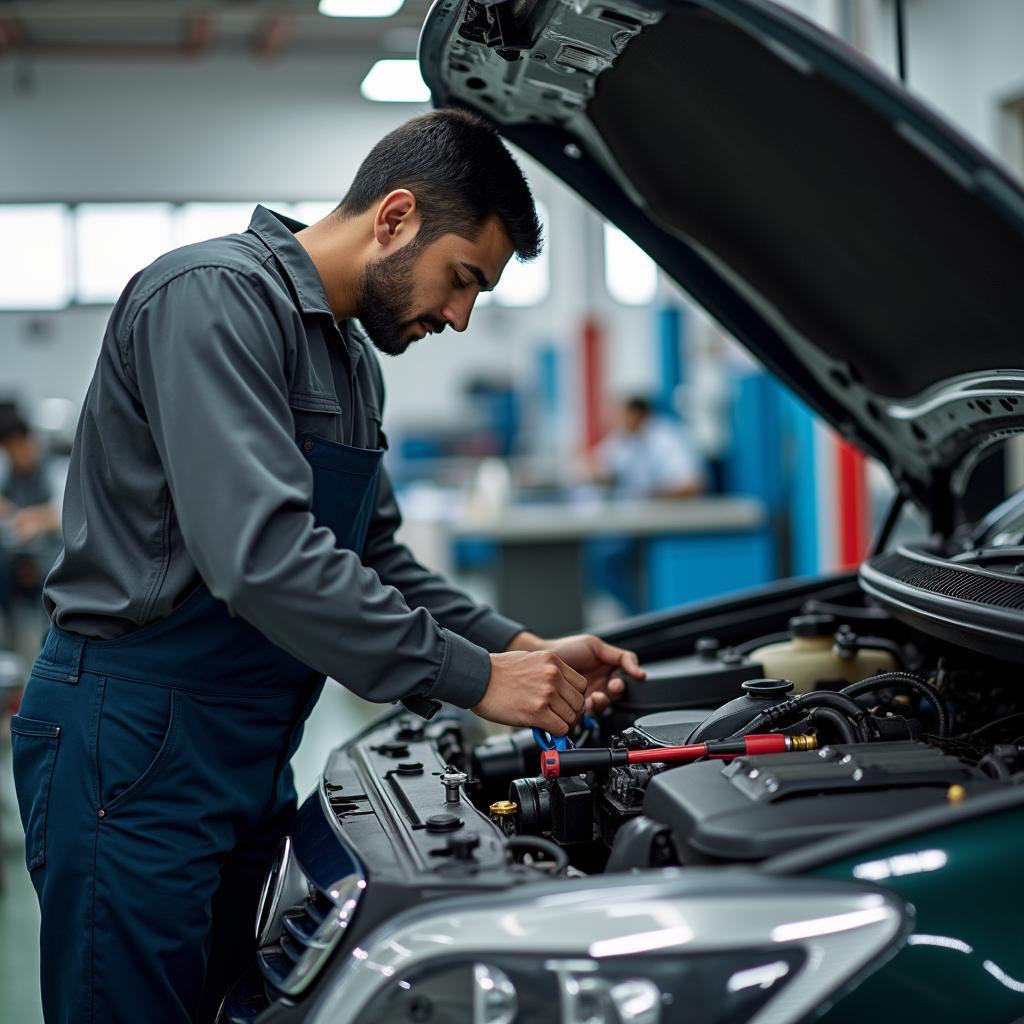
left=624, top=397, right=653, bottom=418
left=337, top=108, right=542, bottom=261
left=0, top=403, right=29, bottom=444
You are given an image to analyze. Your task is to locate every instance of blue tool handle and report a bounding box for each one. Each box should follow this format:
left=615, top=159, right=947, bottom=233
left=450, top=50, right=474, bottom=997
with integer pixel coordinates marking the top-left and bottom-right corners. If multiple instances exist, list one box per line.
left=532, top=728, right=569, bottom=751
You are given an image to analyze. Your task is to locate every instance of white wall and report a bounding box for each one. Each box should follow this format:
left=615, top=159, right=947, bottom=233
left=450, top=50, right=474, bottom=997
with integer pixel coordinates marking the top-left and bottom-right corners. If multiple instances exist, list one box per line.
left=869, top=0, right=1024, bottom=164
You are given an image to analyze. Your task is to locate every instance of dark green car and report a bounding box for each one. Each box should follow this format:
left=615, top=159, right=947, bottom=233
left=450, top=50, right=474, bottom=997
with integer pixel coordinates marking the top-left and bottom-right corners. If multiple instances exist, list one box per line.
left=220, top=2, right=1024, bottom=1021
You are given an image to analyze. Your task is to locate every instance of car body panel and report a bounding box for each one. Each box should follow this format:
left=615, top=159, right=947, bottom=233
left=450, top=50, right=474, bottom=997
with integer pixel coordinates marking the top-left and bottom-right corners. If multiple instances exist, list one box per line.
left=813, top=805, right=1024, bottom=1020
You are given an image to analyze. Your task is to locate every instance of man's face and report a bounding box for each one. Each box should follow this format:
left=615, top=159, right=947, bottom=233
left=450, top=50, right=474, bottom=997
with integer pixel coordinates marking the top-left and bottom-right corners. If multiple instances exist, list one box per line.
left=357, top=215, right=514, bottom=357
left=1, top=434, right=38, bottom=475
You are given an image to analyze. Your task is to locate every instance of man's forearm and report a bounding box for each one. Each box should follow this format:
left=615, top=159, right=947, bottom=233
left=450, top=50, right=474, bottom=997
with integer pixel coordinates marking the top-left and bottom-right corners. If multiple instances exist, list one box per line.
left=505, top=629, right=546, bottom=652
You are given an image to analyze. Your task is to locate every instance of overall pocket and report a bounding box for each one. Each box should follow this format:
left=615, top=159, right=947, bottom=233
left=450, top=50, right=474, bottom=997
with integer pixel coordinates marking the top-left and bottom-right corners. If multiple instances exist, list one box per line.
left=11, top=715, right=61, bottom=871
left=97, top=681, right=181, bottom=816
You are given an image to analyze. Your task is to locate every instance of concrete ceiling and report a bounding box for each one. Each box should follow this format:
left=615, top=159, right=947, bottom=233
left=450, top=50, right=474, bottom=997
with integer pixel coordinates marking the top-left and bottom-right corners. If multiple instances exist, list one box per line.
left=0, top=1, right=433, bottom=61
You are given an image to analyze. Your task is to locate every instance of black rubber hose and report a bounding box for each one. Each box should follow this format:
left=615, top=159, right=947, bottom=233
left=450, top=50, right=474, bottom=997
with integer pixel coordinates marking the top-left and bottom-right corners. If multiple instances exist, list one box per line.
left=978, top=754, right=1012, bottom=781
left=808, top=705, right=858, bottom=744
left=732, top=691, right=873, bottom=742
left=797, top=691, right=874, bottom=742
left=841, top=672, right=949, bottom=738
left=504, top=835, right=570, bottom=875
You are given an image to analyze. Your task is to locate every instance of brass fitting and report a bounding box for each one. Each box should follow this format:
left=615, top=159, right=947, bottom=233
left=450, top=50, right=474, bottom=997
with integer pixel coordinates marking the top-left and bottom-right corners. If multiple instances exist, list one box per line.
left=489, top=800, right=519, bottom=836
left=788, top=734, right=819, bottom=752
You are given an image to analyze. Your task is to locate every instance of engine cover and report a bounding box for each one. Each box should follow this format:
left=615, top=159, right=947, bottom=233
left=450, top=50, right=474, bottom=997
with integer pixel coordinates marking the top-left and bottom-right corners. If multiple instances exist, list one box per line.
left=642, top=741, right=991, bottom=863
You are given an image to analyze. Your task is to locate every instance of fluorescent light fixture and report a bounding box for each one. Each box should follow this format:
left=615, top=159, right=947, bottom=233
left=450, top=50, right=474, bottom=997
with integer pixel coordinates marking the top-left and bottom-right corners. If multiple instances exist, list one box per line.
left=604, top=223, right=657, bottom=305
left=0, top=204, right=72, bottom=310
left=319, top=0, right=404, bottom=17
left=174, top=202, right=260, bottom=248
left=360, top=59, right=430, bottom=103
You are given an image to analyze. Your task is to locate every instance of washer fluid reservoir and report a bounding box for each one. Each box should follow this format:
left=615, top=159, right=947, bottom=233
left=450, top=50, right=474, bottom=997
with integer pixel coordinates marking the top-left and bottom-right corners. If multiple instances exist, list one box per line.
left=747, top=614, right=896, bottom=694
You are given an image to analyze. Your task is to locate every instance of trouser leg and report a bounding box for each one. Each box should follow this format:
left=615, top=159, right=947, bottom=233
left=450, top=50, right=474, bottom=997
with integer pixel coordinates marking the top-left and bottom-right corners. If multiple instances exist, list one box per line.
left=14, top=673, right=233, bottom=1024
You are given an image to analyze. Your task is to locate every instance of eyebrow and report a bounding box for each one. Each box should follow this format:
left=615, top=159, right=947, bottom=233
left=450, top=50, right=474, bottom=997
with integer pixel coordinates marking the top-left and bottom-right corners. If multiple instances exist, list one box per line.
left=461, top=262, right=493, bottom=291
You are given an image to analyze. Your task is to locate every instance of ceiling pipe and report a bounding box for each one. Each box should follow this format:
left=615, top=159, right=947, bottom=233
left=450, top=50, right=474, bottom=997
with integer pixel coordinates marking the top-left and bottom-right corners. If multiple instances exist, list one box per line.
left=0, top=16, right=25, bottom=55
left=183, top=12, right=213, bottom=56
left=254, top=14, right=291, bottom=60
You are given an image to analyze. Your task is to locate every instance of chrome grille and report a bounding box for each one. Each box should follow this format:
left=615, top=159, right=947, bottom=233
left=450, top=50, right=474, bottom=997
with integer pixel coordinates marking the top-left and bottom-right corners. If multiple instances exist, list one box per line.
left=254, top=833, right=364, bottom=999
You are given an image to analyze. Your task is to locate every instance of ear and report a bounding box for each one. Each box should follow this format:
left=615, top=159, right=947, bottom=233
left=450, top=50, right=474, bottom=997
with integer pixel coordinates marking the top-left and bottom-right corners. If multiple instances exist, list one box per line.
left=372, top=189, right=420, bottom=248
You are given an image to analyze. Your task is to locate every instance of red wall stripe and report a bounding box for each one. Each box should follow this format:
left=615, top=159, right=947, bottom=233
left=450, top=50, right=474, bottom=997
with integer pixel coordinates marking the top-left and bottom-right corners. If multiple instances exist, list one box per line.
left=582, top=317, right=604, bottom=451
left=836, top=438, right=869, bottom=567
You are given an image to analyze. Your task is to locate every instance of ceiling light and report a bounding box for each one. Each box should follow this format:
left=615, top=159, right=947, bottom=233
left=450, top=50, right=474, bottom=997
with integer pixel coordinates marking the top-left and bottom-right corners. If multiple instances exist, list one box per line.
left=319, top=0, right=404, bottom=16
left=360, top=59, right=430, bottom=103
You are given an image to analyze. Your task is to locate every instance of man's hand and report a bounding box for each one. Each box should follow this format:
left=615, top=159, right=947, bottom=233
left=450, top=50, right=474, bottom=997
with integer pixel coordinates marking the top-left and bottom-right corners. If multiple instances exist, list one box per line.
left=473, top=650, right=588, bottom=735
left=12, top=504, right=59, bottom=544
left=507, top=631, right=646, bottom=715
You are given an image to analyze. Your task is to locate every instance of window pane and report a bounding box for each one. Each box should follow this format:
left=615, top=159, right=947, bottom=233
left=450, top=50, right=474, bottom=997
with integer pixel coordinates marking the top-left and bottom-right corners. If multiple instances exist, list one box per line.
left=0, top=204, right=72, bottom=310
left=604, top=222, right=657, bottom=305
left=492, top=202, right=549, bottom=307
left=288, top=201, right=338, bottom=225
left=174, top=202, right=259, bottom=247
left=75, top=203, right=175, bottom=304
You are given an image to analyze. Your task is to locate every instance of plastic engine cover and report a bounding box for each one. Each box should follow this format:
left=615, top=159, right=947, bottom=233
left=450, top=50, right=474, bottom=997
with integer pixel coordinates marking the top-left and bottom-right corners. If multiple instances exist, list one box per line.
left=642, top=741, right=991, bottom=863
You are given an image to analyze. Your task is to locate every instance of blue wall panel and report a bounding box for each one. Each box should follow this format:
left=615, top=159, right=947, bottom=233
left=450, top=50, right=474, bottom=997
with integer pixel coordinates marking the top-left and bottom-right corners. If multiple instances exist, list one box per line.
left=644, top=529, right=775, bottom=610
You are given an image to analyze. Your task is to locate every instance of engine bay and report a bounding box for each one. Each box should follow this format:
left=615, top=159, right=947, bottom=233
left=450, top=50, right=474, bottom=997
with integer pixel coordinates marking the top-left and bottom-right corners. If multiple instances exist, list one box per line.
left=307, top=567, right=1024, bottom=947
left=457, top=586, right=1024, bottom=877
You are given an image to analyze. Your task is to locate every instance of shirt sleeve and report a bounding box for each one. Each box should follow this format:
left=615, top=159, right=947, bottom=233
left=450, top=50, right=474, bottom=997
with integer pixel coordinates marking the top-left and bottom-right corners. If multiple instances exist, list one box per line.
left=651, top=422, right=704, bottom=490
left=124, top=266, right=491, bottom=714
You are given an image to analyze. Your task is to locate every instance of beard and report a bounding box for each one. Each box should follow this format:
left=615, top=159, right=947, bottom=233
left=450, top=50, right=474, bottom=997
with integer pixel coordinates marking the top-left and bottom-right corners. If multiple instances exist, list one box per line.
left=357, top=241, right=447, bottom=357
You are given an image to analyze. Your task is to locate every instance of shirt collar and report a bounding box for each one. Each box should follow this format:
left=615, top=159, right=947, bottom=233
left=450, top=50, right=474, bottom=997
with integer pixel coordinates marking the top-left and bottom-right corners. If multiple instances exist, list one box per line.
left=247, top=204, right=335, bottom=318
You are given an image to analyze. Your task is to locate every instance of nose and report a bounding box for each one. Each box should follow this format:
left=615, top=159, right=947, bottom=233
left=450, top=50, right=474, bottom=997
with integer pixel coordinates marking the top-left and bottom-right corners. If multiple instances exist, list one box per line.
left=441, top=293, right=475, bottom=333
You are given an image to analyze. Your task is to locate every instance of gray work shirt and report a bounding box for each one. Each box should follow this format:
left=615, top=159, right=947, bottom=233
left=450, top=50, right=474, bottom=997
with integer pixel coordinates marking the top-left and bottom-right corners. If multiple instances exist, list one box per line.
left=44, top=206, right=524, bottom=716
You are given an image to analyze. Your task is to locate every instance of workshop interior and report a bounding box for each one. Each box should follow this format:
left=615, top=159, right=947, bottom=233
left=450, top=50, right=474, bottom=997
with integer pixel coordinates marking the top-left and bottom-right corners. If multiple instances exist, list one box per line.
left=4, top=1, right=1024, bottom=1022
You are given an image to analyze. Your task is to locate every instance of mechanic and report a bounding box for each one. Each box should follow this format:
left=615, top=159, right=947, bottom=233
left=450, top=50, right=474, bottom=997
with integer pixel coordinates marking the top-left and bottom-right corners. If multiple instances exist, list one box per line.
left=11, top=109, right=644, bottom=1024
left=0, top=410, right=62, bottom=649
left=586, top=395, right=704, bottom=614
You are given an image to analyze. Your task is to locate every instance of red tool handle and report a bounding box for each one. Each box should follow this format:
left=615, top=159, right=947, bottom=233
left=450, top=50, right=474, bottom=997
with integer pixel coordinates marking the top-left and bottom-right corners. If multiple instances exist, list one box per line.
left=540, top=734, right=792, bottom=778
left=626, top=733, right=789, bottom=764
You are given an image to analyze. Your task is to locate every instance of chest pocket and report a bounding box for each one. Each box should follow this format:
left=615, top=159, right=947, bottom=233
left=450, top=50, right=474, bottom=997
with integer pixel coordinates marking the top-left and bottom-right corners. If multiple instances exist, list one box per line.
left=288, top=389, right=343, bottom=443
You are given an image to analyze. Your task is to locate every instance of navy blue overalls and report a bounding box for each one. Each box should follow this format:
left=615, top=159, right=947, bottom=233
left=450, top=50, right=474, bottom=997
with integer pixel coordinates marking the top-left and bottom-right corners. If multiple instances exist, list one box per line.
left=11, top=432, right=383, bottom=1023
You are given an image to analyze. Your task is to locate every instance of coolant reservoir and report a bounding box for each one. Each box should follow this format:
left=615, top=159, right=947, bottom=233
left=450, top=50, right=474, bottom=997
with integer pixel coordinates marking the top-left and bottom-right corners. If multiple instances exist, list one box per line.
left=748, top=614, right=896, bottom=694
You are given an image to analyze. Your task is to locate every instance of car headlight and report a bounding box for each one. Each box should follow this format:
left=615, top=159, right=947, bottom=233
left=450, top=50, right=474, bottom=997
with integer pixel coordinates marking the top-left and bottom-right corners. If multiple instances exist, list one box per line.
left=355, top=950, right=805, bottom=1024
left=307, top=872, right=906, bottom=1024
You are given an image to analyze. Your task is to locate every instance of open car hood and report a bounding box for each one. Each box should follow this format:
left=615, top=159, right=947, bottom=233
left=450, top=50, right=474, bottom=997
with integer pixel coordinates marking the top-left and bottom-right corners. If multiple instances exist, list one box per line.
left=419, top=0, right=1024, bottom=515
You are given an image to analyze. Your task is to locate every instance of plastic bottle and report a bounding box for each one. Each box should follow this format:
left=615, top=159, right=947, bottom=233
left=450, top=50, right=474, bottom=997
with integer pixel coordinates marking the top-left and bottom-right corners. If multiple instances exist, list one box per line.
left=747, top=614, right=897, bottom=694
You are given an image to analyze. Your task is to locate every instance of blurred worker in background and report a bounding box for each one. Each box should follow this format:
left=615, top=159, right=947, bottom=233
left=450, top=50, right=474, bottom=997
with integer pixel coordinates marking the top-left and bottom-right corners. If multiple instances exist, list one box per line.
left=592, top=396, right=704, bottom=500
left=0, top=409, right=62, bottom=654
left=587, top=396, right=704, bottom=617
